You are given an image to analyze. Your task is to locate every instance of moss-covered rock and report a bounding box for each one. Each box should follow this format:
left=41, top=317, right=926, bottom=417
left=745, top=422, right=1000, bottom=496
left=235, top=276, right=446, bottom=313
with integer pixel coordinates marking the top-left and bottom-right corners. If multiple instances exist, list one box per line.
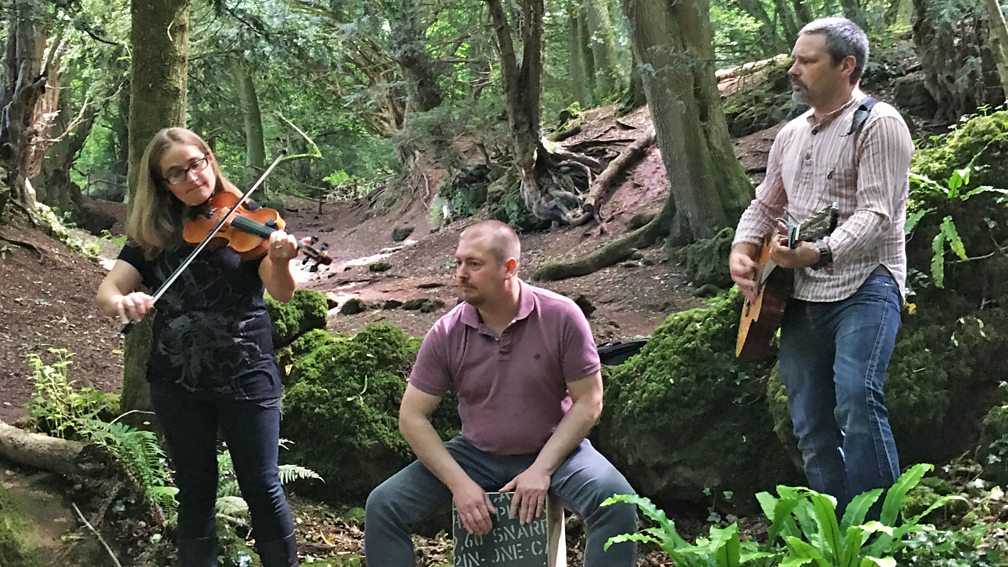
left=0, top=488, right=41, bottom=567
left=911, top=111, right=1008, bottom=190
left=976, top=390, right=1008, bottom=485
left=676, top=227, right=734, bottom=288
left=439, top=163, right=495, bottom=220
left=267, top=289, right=329, bottom=349
left=281, top=323, right=460, bottom=505
left=721, top=59, right=803, bottom=137
left=597, top=290, right=798, bottom=512
left=764, top=300, right=1008, bottom=479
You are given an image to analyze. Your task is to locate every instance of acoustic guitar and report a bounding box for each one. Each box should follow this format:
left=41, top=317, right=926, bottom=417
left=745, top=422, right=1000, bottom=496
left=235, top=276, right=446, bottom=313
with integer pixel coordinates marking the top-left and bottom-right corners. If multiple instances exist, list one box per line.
left=735, top=205, right=838, bottom=362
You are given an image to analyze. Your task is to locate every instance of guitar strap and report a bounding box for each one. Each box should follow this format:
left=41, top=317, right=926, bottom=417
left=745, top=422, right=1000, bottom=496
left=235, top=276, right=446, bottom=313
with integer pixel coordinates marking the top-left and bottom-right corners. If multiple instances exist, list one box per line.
left=846, top=96, right=878, bottom=137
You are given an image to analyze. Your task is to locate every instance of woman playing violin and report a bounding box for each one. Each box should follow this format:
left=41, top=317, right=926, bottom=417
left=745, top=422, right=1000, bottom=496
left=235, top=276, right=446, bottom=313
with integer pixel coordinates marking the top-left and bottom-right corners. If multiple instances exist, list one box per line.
left=96, top=127, right=299, bottom=567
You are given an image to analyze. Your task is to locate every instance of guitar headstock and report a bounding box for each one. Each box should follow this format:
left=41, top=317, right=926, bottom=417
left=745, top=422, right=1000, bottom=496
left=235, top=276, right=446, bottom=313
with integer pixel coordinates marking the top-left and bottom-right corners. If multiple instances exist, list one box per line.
left=299, top=236, right=332, bottom=272
left=786, top=205, right=838, bottom=248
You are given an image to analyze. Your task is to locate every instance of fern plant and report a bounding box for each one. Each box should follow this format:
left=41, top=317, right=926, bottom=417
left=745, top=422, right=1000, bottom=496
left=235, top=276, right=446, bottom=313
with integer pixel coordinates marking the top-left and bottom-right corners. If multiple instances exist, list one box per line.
left=602, top=493, right=774, bottom=566
left=25, top=350, right=176, bottom=513
left=213, top=439, right=323, bottom=528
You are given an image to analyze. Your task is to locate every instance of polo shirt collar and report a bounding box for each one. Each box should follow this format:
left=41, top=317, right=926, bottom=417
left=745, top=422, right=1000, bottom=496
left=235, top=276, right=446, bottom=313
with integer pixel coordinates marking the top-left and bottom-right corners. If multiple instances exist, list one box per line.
left=459, top=279, right=535, bottom=329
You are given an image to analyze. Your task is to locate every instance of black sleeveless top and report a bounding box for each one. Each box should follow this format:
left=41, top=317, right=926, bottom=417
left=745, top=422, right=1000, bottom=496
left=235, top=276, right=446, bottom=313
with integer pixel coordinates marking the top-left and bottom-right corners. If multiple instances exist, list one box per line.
left=118, top=242, right=280, bottom=400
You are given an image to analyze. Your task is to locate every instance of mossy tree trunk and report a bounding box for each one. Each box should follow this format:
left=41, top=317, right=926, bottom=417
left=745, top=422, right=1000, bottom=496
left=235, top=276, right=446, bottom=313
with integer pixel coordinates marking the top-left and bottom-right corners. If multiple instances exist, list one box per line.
left=584, top=0, right=624, bottom=100
left=120, top=0, right=191, bottom=419
left=232, top=61, right=266, bottom=190
left=568, top=0, right=594, bottom=105
left=986, top=0, right=1008, bottom=101
left=838, top=0, right=867, bottom=29
left=912, top=0, right=1003, bottom=121
left=388, top=0, right=443, bottom=113
left=623, top=0, right=751, bottom=242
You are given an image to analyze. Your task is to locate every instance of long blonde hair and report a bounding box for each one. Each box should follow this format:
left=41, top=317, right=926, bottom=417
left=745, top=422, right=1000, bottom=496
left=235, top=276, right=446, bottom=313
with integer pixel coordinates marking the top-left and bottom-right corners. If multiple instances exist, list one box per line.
left=126, top=128, right=239, bottom=259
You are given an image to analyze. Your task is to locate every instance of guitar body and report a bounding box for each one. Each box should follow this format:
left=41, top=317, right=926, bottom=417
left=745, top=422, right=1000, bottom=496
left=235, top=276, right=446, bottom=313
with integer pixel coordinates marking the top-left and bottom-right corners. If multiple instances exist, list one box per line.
left=736, top=240, right=793, bottom=362
left=734, top=205, right=838, bottom=362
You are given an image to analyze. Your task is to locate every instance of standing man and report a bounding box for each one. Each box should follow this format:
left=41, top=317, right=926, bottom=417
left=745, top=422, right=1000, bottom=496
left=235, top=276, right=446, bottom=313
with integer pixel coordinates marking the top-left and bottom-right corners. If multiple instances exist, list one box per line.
left=729, top=17, right=913, bottom=512
left=365, top=220, right=637, bottom=566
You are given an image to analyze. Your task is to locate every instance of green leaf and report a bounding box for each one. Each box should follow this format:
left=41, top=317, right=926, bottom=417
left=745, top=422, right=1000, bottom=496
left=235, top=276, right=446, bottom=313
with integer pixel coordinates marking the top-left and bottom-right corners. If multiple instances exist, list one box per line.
left=930, top=232, right=946, bottom=288
left=939, top=216, right=967, bottom=260
left=805, top=491, right=842, bottom=562
left=840, top=488, right=883, bottom=531
left=880, top=463, right=933, bottom=526
left=861, top=556, right=896, bottom=567
left=904, top=207, right=933, bottom=234
left=784, top=536, right=831, bottom=567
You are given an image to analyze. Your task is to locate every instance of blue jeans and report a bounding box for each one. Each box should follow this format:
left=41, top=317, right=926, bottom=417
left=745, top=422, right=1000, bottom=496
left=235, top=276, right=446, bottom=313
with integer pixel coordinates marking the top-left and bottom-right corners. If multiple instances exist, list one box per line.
left=364, top=436, right=637, bottom=566
left=779, top=273, right=902, bottom=513
left=149, top=385, right=295, bottom=548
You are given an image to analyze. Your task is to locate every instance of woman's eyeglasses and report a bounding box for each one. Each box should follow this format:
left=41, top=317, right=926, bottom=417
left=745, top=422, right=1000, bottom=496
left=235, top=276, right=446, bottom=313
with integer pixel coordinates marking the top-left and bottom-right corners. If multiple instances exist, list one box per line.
left=163, top=155, right=210, bottom=186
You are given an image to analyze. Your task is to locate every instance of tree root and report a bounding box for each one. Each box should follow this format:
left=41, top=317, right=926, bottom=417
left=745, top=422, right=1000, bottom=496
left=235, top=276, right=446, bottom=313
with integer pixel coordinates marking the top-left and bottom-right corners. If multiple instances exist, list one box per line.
left=533, top=194, right=675, bottom=281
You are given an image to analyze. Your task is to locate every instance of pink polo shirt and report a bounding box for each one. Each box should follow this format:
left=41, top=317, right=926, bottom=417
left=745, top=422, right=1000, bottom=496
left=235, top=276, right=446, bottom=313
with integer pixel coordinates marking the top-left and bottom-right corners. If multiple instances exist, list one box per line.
left=409, top=280, right=601, bottom=455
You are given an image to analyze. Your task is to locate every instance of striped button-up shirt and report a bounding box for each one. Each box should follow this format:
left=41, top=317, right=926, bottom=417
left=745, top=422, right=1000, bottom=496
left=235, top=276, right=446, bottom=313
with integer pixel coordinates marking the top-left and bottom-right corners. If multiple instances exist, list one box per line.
left=733, top=93, right=914, bottom=302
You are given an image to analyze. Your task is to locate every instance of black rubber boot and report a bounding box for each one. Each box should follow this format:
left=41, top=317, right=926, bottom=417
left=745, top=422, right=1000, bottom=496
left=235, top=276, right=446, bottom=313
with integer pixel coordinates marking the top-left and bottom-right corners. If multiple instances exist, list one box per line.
left=256, top=531, right=298, bottom=567
left=176, top=536, right=218, bottom=567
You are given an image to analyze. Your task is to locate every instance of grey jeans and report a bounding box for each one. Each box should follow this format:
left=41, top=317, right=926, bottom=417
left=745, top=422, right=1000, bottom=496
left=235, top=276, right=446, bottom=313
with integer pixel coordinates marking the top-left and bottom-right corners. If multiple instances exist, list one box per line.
left=364, top=436, right=638, bottom=566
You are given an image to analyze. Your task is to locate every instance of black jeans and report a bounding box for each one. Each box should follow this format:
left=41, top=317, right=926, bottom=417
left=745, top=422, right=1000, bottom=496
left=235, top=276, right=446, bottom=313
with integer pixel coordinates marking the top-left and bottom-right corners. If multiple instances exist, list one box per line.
left=150, top=384, right=294, bottom=545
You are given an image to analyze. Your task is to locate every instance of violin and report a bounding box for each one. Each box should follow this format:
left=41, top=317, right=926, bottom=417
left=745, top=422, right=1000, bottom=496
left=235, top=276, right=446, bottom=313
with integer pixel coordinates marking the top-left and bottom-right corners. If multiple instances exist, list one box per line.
left=184, top=190, right=332, bottom=271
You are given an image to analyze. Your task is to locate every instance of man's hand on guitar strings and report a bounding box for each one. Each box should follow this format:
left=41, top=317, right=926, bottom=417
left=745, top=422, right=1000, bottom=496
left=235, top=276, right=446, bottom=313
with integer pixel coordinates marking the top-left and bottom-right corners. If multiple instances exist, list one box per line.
left=729, top=244, right=759, bottom=302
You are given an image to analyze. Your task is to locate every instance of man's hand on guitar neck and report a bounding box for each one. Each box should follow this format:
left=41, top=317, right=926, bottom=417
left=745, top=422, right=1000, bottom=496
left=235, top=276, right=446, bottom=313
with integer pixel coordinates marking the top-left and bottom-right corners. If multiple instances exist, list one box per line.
left=729, top=242, right=760, bottom=302
left=769, top=223, right=821, bottom=269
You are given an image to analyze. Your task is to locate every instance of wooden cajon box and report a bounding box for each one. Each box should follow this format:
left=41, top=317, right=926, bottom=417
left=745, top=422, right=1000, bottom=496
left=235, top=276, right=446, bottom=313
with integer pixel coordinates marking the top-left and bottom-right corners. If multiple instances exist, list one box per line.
left=452, top=491, right=566, bottom=567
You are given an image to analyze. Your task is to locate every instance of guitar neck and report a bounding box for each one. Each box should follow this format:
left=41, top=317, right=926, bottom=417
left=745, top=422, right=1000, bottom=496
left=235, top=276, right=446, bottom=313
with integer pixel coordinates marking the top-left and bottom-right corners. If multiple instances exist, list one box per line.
left=788, top=206, right=838, bottom=246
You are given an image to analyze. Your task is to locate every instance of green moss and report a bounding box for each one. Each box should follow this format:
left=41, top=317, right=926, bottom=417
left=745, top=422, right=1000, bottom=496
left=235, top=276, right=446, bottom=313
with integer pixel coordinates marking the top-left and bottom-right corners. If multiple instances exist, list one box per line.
left=0, top=488, right=42, bottom=567
left=267, top=289, right=329, bottom=349
left=912, top=111, right=1008, bottom=190
left=439, top=164, right=494, bottom=219
left=721, top=60, right=802, bottom=137
left=677, top=227, right=734, bottom=288
left=598, top=290, right=797, bottom=511
left=281, top=324, right=458, bottom=504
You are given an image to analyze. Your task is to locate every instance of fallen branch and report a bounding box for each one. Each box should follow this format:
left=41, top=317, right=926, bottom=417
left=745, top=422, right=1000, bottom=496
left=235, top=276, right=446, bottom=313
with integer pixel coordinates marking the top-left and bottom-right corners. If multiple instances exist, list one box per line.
left=0, top=419, right=95, bottom=477
left=72, top=501, right=122, bottom=567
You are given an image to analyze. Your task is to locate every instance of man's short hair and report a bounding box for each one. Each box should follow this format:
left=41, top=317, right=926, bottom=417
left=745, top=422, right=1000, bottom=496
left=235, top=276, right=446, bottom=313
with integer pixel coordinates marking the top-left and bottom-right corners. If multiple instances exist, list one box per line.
left=800, top=17, right=869, bottom=85
left=460, top=220, right=520, bottom=265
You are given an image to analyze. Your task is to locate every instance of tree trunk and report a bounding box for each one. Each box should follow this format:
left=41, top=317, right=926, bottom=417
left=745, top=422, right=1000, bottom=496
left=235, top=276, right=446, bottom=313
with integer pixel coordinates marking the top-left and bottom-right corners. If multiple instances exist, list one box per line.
left=791, top=0, right=813, bottom=27
left=987, top=0, right=1008, bottom=100
left=620, top=49, right=647, bottom=112
left=388, top=0, right=443, bottom=112
left=568, top=0, right=593, bottom=105
left=121, top=0, right=191, bottom=419
left=232, top=61, right=266, bottom=190
left=839, top=0, right=866, bottom=29
left=0, top=0, right=52, bottom=217
left=484, top=0, right=548, bottom=217
left=623, top=0, right=752, bottom=242
left=771, top=0, right=801, bottom=41
left=584, top=0, right=624, bottom=99
left=912, top=0, right=1003, bottom=121
left=734, top=0, right=790, bottom=56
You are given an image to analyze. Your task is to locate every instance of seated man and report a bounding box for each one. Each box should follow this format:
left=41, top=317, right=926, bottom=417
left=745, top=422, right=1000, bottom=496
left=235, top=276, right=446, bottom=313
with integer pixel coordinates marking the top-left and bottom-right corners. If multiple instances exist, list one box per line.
left=365, top=220, right=637, bottom=566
